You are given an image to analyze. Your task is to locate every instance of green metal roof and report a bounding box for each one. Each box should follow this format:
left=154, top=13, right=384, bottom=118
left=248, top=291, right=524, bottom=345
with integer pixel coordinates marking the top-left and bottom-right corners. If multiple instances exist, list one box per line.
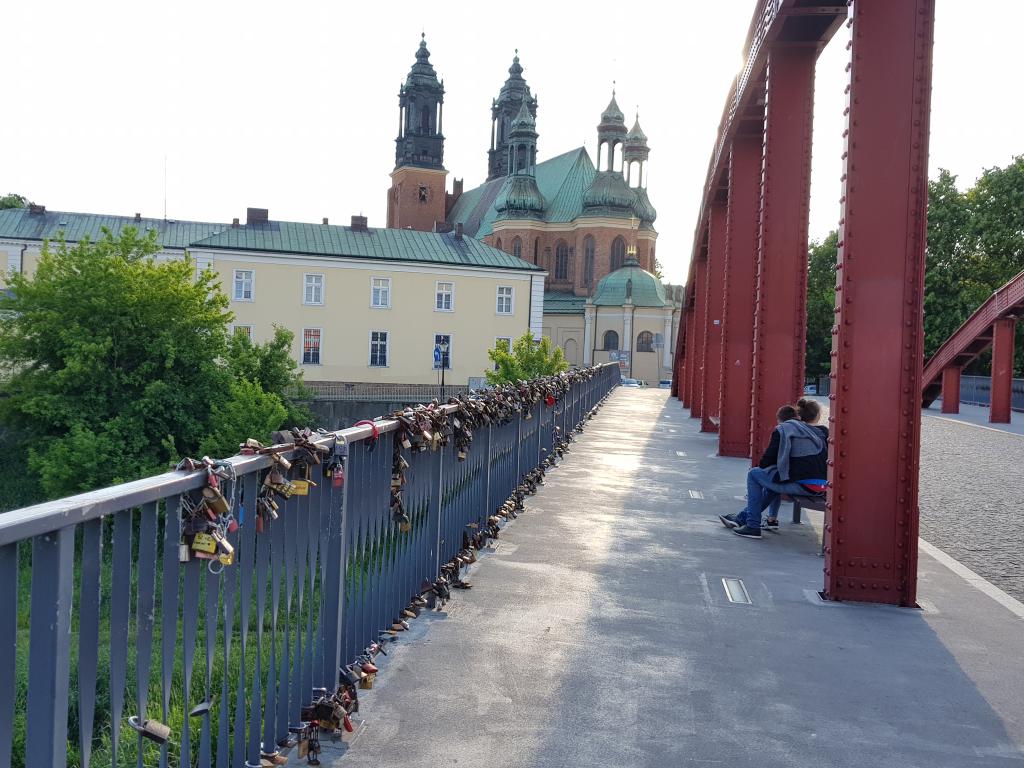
left=0, top=207, right=541, bottom=272
left=592, top=259, right=668, bottom=307
left=542, top=291, right=587, bottom=314
left=449, top=147, right=597, bottom=238
left=190, top=221, right=541, bottom=271
left=0, top=207, right=228, bottom=249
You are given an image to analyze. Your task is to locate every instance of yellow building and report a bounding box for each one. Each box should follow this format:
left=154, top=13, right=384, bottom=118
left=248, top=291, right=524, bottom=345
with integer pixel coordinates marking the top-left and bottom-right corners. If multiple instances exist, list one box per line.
left=0, top=205, right=545, bottom=386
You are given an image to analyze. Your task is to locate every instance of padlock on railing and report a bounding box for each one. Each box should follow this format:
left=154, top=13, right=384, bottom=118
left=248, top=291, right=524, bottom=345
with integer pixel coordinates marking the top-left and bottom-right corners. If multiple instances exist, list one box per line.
left=127, top=715, right=172, bottom=744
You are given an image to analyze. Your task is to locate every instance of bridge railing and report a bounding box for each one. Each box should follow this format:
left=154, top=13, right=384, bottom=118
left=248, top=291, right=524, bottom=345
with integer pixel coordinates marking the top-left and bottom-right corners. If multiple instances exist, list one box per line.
left=957, top=374, right=1024, bottom=413
left=0, top=363, right=619, bottom=768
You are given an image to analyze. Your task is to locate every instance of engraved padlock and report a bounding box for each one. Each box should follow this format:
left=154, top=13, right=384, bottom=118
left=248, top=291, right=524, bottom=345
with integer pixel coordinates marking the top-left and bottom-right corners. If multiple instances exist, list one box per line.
left=202, top=486, right=230, bottom=516
left=192, top=532, right=217, bottom=554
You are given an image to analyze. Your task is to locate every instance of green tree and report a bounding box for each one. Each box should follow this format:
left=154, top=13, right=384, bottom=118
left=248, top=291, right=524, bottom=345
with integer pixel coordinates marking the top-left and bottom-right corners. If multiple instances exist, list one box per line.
left=0, top=193, right=27, bottom=209
left=805, top=231, right=838, bottom=380
left=199, top=378, right=288, bottom=457
left=225, top=325, right=314, bottom=428
left=486, top=331, right=568, bottom=385
left=0, top=228, right=233, bottom=497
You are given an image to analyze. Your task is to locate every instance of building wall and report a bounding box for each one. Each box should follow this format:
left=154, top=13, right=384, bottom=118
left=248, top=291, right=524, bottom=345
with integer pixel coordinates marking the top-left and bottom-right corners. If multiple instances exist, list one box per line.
left=486, top=219, right=657, bottom=296
left=200, top=248, right=532, bottom=385
left=387, top=167, right=448, bottom=232
left=541, top=313, right=585, bottom=366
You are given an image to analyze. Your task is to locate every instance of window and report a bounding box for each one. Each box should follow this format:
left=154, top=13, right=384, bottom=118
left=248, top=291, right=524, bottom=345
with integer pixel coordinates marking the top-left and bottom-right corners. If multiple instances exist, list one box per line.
left=496, top=286, right=513, bottom=315
left=555, top=241, right=569, bottom=280
left=304, top=273, right=324, bottom=305
left=494, top=337, right=511, bottom=371
left=495, top=237, right=503, bottom=251
left=637, top=331, right=654, bottom=352
left=435, top=281, right=454, bottom=311
left=371, top=277, right=391, bottom=308
left=433, top=334, right=451, bottom=370
left=583, top=236, right=595, bottom=286
left=233, top=269, right=254, bottom=301
left=230, top=324, right=252, bottom=341
left=418, top=185, right=429, bottom=202
left=611, top=237, right=626, bottom=272
left=369, top=331, right=388, bottom=367
left=302, top=328, right=322, bottom=365
left=603, top=330, right=619, bottom=351
left=512, top=237, right=522, bottom=260
left=533, top=239, right=539, bottom=265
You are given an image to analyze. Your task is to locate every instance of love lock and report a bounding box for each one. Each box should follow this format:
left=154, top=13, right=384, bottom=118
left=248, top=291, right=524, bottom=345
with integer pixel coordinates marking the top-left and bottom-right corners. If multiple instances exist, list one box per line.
left=128, top=715, right=172, bottom=744
left=202, top=485, right=230, bottom=516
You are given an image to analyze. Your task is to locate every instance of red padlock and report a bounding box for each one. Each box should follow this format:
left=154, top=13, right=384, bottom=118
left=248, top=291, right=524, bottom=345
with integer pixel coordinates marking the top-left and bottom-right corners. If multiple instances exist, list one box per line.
left=255, top=515, right=264, bottom=534
left=226, top=517, right=239, bottom=534
left=343, top=714, right=354, bottom=733
left=333, top=469, right=344, bottom=489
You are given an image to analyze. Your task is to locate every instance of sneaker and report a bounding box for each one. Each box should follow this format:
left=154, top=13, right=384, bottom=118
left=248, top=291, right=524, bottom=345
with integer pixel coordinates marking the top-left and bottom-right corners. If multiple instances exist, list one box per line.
left=732, top=525, right=762, bottom=539
left=719, top=513, right=741, bottom=529
left=763, top=518, right=780, bottom=533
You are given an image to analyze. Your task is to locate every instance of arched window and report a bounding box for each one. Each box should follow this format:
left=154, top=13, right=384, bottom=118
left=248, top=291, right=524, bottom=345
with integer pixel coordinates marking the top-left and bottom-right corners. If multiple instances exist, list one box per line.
left=602, top=331, right=619, bottom=351
left=555, top=241, right=569, bottom=280
left=611, top=236, right=626, bottom=272
left=564, top=339, right=579, bottom=365
left=512, top=237, right=522, bottom=260
left=420, top=106, right=431, bottom=133
left=495, top=237, right=503, bottom=251
left=637, top=331, right=654, bottom=352
left=533, top=239, right=539, bottom=265
left=583, top=236, right=595, bottom=286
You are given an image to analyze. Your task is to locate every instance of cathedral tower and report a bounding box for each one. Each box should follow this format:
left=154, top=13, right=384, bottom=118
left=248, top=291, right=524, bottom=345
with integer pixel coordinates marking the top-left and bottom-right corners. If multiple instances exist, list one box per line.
left=487, top=52, right=537, bottom=182
left=387, top=35, right=448, bottom=232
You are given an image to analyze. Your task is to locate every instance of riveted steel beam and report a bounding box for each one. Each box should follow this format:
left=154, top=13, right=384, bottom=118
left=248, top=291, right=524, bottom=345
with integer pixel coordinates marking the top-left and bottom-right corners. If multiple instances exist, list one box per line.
left=826, top=0, right=935, bottom=606
left=689, top=253, right=710, bottom=420
left=701, top=204, right=728, bottom=433
left=940, top=366, right=961, bottom=414
left=990, top=318, right=1016, bottom=423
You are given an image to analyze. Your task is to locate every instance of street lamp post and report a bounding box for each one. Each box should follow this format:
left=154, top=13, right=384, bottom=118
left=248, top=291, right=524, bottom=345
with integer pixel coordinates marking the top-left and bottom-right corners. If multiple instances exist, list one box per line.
left=439, top=340, right=449, bottom=402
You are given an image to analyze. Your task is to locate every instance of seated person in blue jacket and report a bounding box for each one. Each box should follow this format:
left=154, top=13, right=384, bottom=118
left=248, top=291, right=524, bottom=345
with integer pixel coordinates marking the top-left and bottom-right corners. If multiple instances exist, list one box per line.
left=720, top=399, right=828, bottom=538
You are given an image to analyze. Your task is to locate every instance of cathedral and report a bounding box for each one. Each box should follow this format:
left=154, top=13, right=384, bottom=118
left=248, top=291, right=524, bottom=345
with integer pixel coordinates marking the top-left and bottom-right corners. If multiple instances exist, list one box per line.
left=386, top=36, right=680, bottom=380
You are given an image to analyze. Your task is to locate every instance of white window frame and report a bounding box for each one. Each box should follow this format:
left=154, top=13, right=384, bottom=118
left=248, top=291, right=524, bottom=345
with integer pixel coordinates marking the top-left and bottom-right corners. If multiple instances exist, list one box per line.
left=371, top=277, right=392, bottom=309
left=230, top=324, right=253, bottom=340
left=233, top=269, right=254, bottom=302
left=496, top=285, right=514, bottom=315
left=303, top=273, right=324, bottom=306
left=369, top=330, right=389, bottom=367
left=433, top=333, right=453, bottom=370
left=435, top=280, right=454, bottom=312
left=494, top=336, right=512, bottom=371
left=302, top=327, right=323, bottom=366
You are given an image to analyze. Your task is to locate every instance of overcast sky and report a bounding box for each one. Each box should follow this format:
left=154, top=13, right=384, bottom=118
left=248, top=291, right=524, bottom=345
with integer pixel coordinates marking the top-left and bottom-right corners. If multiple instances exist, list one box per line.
left=3, top=1, right=1021, bottom=285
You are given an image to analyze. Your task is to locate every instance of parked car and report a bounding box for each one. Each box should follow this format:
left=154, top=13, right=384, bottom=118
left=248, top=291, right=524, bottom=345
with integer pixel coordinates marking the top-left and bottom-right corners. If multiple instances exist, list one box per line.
left=621, top=378, right=641, bottom=387
left=803, top=384, right=817, bottom=395
left=659, top=379, right=672, bottom=389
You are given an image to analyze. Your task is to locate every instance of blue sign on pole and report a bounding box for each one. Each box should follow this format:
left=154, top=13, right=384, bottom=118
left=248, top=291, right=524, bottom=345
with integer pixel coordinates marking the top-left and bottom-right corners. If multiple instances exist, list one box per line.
left=433, top=344, right=443, bottom=368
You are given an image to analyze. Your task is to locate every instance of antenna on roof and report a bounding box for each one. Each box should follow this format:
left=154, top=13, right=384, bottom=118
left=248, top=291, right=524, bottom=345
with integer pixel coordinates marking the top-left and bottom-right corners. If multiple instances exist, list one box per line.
left=163, top=153, right=168, bottom=221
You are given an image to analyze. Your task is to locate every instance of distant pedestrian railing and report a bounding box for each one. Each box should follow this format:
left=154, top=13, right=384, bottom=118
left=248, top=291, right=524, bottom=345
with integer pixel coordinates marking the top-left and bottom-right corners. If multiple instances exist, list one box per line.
left=300, top=382, right=470, bottom=402
left=958, top=374, right=1024, bottom=412
left=0, top=363, right=619, bottom=768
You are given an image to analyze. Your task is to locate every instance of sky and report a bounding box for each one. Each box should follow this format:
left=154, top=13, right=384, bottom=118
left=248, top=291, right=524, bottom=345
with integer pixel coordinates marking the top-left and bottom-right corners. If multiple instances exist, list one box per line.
left=2, top=1, right=1022, bottom=286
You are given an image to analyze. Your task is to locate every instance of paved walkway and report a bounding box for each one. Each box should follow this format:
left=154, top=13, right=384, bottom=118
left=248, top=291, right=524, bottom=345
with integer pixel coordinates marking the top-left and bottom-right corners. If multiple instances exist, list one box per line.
left=927, top=400, right=1024, bottom=436
left=322, top=389, right=1024, bottom=767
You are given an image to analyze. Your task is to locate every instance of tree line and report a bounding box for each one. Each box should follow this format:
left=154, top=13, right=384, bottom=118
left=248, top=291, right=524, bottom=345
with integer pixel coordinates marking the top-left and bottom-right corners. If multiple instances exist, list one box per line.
left=805, top=156, right=1024, bottom=381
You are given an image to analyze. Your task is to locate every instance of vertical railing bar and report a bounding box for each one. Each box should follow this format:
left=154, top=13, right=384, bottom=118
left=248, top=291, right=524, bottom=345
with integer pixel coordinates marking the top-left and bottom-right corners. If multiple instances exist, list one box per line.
left=234, top=471, right=257, bottom=767
left=107, top=509, right=134, bottom=768
left=25, top=526, right=75, bottom=768
left=0, top=543, right=17, bottom=768
left=180, top=542, right=201, bottom=765
left=265, top=494, right=284, bottom=750
left=76, top=519, right=102, bottom=768
left=135, top=501, right=159, bottom=768
left=305, top=486, right=320, bottom=696
left=282, top=491, right=299, bottom=732
left=320, top=461, right=344, bottom=690
left=249, top=489, right=270, bottom=763
left=291, top=490, right=309, bottom=726
left=313, top=477, right=329, bottom=688
left=198, top=536, right=219, bottom=768
left=216, top=525, right=237, bottom=768
left=159, top=496, right=182, bottom=768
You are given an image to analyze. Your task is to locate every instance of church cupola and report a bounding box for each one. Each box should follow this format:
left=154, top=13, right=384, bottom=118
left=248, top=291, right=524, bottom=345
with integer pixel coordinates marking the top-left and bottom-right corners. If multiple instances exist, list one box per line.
left=596, top=89, right=628, bottom=173
left=494, top=101, right=545, bottom=219
left=487, top=51, right=537, bottom=182
left=394, top=34, right=445, bottom=171
left=625, top=113, right=657, bottom=224
left=584, top=90, right=634, bottom=218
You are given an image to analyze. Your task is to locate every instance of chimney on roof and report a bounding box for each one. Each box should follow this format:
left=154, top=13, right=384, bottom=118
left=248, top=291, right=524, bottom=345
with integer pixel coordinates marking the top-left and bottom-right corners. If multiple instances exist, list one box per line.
left=246, top=207, right=269, bottom=226
left=28, top=204, right=45, bottom=215
left=433, top=221, right=453, bottom=234
left=232, top=218, right=240, bottom=228
left=455, top=222, right=464, bottom=241
left=134, top=212, right=141, bottom=222
left=322, top=217, right=329, bottom=225
left=351, top=215, right=368, bottom=232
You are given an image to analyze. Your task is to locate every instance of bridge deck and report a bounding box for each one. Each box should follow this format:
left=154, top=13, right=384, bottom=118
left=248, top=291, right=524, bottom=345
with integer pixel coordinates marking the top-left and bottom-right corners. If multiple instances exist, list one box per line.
left=324, top=389, right=1024, bottom=767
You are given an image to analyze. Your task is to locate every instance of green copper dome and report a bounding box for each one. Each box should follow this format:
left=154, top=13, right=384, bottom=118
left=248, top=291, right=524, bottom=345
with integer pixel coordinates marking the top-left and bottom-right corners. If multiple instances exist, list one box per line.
left=583, top=170, right=635, bottom=216
left=592, top=258, right=668, bottom=307
left=495, top=175, right=545, bottom=217
left=632, top=187, right=657, bottom=223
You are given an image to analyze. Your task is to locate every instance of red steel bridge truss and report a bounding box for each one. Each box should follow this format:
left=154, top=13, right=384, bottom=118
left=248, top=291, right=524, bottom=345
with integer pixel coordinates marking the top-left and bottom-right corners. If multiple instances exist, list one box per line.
left=672, top=0, right=936, bottom=607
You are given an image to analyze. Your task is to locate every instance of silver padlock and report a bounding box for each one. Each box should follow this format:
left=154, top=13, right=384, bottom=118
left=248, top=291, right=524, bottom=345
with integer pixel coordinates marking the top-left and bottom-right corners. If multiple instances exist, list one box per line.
left=178, top=543, right=191, bottom=563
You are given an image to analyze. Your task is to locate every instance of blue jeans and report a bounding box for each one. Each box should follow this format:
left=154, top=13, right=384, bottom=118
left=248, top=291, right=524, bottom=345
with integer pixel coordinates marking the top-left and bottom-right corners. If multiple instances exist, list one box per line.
left=737, top=467, right=807, bottom=529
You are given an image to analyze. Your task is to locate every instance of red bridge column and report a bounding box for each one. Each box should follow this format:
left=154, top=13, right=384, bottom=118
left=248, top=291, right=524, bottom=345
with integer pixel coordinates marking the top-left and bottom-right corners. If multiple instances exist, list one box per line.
left=718, top=136, right=762, bottom=457
left=750, top=46, right=816, bottom=460
left=940, top=366, right=961, bottom=414
left=689, top=254, right=709, bottom=420
left=700, top=204, right=727, bottom=433
left=826, top=0, right=935, bottom=606
left=991, top=317, right=1016, bottom=423
left=682, top=302, right=696, bottom=408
